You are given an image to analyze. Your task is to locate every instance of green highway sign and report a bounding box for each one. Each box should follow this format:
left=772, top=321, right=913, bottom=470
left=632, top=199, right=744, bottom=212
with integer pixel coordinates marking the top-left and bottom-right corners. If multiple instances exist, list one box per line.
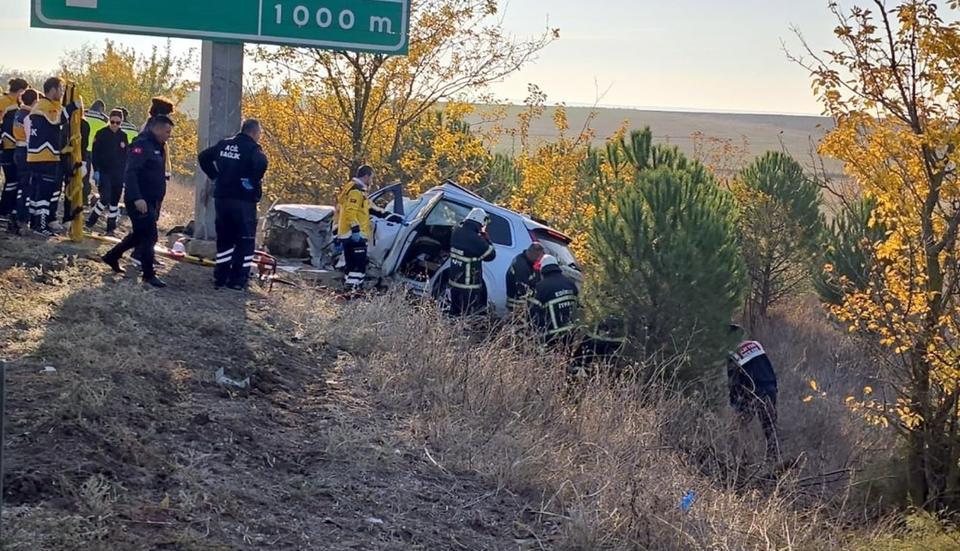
left=31, top=0, right=410, bottom=54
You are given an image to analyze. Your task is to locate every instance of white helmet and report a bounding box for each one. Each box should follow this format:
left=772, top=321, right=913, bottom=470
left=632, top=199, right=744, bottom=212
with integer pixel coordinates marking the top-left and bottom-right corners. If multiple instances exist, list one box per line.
left=464, top=207, right=489, bottom=225
left=539, top=254, right=558, bottom=271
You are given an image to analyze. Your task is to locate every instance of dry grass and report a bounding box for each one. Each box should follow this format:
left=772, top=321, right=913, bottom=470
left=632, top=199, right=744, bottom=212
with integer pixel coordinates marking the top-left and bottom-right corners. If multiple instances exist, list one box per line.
left=281, top=290, right=896, bottom=549
left=158, top=178, right=196, bottom=230
left=0, top=233, right=923, bottom=549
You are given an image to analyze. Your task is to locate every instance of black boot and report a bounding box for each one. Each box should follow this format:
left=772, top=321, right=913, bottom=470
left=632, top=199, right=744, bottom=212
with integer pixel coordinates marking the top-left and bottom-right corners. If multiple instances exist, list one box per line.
left=144, top=276, right=167, bottom=288
left=101, top=254, right=125, bottom=274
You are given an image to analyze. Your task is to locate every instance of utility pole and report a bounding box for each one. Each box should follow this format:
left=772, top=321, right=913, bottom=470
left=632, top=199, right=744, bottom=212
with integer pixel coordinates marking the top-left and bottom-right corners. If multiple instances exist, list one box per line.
left=192, top=41, right=244, bottom=241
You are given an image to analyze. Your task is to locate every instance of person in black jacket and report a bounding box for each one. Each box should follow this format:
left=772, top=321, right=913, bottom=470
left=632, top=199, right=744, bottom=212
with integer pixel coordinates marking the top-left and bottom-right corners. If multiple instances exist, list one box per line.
left=529, top=255, right=579, bottom=344
left=506, top=242, right=544, bottom=313
left=198, top=118, right=268, bottom=290
left=727, top=324, right=780, bottom=459
left=100, top=115, right=174, bottom=288
left=449, top=207, right=496, bottom=317
left=85, top=109, right=128, bottom=234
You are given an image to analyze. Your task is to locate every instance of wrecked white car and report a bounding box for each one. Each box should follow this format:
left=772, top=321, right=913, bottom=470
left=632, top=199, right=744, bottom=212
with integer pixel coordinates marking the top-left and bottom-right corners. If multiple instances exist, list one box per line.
left=264, top=181, right=582, bottom=314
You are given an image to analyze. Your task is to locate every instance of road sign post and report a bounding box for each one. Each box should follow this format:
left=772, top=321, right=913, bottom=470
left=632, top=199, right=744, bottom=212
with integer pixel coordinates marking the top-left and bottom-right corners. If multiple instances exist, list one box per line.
left=33, top=0, right=410, bottom=240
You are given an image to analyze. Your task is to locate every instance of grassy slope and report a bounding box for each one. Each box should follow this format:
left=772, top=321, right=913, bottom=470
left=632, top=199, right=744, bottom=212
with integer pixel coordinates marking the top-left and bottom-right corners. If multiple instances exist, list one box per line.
left=0, top=234, right=535, bottom=550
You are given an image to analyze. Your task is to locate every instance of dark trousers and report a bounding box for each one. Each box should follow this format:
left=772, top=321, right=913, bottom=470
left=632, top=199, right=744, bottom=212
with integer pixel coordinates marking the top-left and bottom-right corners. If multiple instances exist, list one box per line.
left=87, top=172, right=124, bottom=232
left=105, top=201, right=159, bottom=280
left=29, top=162, right=62, bottom=231
left=12, top=149, right=29, bottom=226
left=735, top=391, right=779, bottom=458
left=341, top=236, right=369, bottom=289
left=0, top=149, right=18, bottom=216
left=214, top=198, right=257, bottom=288
left=449, top=286, right=487, bottom=317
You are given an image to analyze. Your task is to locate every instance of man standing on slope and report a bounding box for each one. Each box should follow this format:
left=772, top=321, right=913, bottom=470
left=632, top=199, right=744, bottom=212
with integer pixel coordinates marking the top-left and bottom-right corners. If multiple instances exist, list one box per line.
left=728, top=324, right=780, bottom=459
left=506, top=242, right=544, bottom=313
left=27, top=77, right=80, bottom=237
left=85, top=109, right=129, bottom=235
left=449, top=208, right=497, bottom=317
left=8, top=88, right=37, bottom=235
left=198, top=118, right=269, bottom=291
left=100, top=115, right=174, bottom=288
left=334, top=165, right=395, bottom=287
left=0, top=78, right=29, bottom=224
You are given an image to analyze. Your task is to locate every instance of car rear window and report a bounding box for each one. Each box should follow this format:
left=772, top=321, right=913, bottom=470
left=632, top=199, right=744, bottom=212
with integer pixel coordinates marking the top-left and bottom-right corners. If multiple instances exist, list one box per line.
left=486, top=214, right=513, bottom=246
left=531, top=230, right=579, bottom=270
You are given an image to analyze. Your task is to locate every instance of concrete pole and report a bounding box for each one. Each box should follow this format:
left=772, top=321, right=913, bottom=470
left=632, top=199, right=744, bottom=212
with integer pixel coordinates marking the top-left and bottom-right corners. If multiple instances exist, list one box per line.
left=192, top=41, right=244, bottom=241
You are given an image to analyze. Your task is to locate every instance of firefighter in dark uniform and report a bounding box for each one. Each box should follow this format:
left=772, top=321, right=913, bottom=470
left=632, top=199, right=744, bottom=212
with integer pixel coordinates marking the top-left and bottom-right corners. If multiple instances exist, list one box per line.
left=9, top=88, right=36, bottom=235
left=100, top=115, right=174, bottom=288
left=505, top=242, right=544, bottom=313
left=85, top=109, right=129, bottom=234
left=27, top=77, right=79, bottom=236
left=727, top=324, right=780, bottom=459
left=449, top=207, right=497, bottom=317
left=0, top=78, right=28, bottom=223
left=528, top=255, right=579, bottom=344
left=198, top=118, right=269, bottom=291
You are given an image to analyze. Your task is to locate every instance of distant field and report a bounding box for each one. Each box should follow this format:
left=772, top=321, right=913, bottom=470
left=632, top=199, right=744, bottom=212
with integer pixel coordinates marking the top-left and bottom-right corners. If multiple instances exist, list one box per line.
left=467, top=104, right=844, bottom=177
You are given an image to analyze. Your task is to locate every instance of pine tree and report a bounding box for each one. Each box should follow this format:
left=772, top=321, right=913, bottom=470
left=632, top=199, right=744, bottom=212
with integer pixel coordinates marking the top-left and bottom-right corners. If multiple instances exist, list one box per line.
left=814, top=197, right=885, bottom=306
left=590, top=165, right=745, bottom=383
left=735, top=152, right=824, bottom=325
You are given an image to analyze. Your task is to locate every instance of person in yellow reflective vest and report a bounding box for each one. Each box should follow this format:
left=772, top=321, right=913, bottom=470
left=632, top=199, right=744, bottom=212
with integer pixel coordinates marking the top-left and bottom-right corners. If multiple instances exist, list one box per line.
left=9, top=88, right=37, bottom=235
left=0, top=78, right=29, bottom=222
left=335, top=165, right=388, bottom=239
left=27, top=77, right=79, bottom=237
left=334, top=165, right=396, bottom=282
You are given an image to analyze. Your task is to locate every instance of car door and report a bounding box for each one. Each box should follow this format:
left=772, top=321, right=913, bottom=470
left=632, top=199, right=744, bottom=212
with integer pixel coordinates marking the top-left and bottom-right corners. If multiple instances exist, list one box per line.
left=367, top=184, right=406, bottom=268
left=380, top=191, right=445, bottom=276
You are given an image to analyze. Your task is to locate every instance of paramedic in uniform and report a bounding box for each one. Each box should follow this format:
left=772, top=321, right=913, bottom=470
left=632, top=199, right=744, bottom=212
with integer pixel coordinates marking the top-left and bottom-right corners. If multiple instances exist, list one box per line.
left=198, top=118, right=269, bottom=291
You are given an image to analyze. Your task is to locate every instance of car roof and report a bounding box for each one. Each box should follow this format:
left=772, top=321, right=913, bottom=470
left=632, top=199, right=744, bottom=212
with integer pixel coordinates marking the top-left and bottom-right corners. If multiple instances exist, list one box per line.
left=427, top=182, right=572, bottom=242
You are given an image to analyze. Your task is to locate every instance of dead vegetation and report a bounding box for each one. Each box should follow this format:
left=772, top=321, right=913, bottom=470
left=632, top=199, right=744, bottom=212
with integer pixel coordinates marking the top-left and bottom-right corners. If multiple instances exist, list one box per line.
left=0, top=231, right=930, bottom=549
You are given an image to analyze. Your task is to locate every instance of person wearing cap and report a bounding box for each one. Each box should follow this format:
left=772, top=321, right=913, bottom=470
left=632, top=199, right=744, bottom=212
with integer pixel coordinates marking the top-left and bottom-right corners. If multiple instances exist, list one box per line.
left=506, top=242, right=544, bottom=313
left=0, top=77, right=29, bottom=222
left=85, top=108, right=129, bottom=235
left=528, top=255, right=579, bottom=343
left=198, top=118, right=269, bottom=290
left=727, top=324, right=779, bottom=459
left=449, top=207, right=497, bottom=317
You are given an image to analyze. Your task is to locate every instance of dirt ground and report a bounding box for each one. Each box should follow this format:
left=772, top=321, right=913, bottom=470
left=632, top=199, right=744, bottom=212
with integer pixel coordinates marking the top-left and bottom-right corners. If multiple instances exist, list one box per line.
left=0, top=232, right=541, bottom=550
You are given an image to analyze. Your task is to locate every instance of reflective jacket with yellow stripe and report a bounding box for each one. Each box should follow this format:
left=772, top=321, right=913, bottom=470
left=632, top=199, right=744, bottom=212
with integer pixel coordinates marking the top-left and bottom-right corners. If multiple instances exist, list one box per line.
left=529, top=267, right=579, bottom=337
left=449, top=220, right=496, bottom=291
left=28, top=98, right=76, bottom=164
left=335, top=178, right=384, bottom=238
left=0, top=93, right=20, bottom=150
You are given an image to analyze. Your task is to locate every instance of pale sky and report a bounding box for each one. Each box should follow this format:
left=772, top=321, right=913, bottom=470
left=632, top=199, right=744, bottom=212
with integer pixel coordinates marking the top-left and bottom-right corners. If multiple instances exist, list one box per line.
left=2, top=1, right=844, bottom=115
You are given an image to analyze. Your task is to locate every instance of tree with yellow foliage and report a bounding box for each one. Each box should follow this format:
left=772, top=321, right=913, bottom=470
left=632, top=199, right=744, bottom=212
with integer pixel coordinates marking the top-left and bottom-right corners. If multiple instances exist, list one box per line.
left=59, top=40, right=198, bottom=181
left=796, top=0, right=960, bottom=508
left=252, top=0, right=555, bottom=198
